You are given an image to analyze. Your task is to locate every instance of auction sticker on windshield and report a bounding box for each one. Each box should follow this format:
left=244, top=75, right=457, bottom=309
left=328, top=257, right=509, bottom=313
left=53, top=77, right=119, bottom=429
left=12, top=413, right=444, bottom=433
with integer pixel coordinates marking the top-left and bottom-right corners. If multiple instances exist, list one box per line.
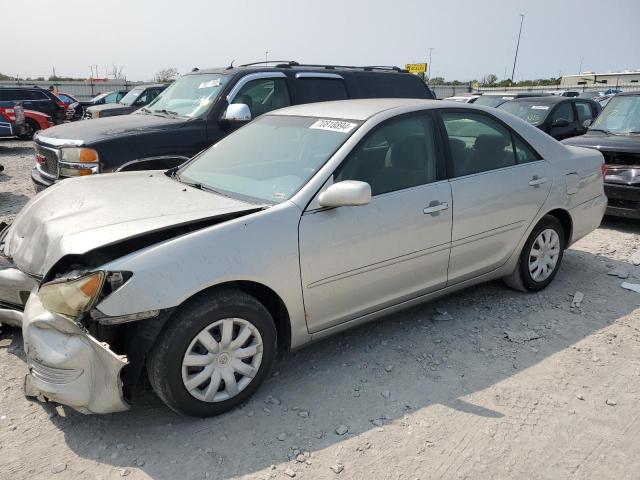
left=199, top=79, right=221, bottom=89
left=531, top=106, right=550, bottom=110
left=310, top=119, right=357, bottom=133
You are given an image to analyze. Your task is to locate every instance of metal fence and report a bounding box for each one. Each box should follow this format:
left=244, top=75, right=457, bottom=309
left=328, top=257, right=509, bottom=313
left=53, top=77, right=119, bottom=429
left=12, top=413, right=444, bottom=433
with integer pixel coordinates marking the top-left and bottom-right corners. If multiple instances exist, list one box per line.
left=0, top=80, right=145, bottom=101
left=428, top=82, right=640, bottom=99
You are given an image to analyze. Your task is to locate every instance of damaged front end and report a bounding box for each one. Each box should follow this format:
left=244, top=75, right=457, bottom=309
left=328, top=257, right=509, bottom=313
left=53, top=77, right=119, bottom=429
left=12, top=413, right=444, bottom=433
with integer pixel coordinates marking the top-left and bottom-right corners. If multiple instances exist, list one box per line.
left=23, top=291, right=129, bottom=414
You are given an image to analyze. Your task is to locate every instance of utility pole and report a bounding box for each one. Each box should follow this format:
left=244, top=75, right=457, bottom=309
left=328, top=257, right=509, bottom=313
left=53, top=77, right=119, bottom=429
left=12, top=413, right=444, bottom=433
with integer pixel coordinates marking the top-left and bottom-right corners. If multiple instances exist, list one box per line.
left=427, top=48, right=434, bottom=81
left=578, top=56, right=583, bottom=74
left=265, top=51, right=269, bottom=66
left=511, top=14, right=524, bottom=83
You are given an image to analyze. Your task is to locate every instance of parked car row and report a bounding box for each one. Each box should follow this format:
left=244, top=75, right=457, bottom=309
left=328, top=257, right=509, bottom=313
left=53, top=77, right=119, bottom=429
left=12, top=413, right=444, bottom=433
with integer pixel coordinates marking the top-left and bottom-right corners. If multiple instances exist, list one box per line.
left=66, top=90, right=129, bottom=121
left=30, top=62, right=435, bottom=190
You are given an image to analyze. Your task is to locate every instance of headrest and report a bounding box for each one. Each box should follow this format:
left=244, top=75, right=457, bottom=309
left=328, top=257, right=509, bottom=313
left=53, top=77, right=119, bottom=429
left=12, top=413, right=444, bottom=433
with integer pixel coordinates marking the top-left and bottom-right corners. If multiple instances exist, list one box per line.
left=388, top=134, right=426, bottom=170
left=473, top=134, right=509, bottom=152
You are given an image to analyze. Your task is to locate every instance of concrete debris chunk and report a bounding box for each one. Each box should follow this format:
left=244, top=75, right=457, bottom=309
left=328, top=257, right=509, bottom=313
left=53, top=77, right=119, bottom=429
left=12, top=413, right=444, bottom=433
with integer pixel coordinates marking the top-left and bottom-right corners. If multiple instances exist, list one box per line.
left=605, top=398, right=617, bottom=406
left=503, top=330, right=541, bottom=343
left=621, top=282, right=640, bottom=294
left=630, top=250, right=640, bottom=266
left=571, top=291, right=584, bottom=308
left=284, top=468, right=296, bottom=477
left=51, top=463, right=67, bottom=474
left=607, top=268, right=629, bottom=279
left=335, top=424, right=349, bottom=436
left=330, top=464, right=345, bottom=474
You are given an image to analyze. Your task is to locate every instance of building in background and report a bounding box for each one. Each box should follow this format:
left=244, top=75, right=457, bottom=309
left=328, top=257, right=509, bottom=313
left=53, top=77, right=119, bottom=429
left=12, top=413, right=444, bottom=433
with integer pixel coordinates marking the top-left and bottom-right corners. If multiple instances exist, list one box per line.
left=561, top=70, right=640, bottom=88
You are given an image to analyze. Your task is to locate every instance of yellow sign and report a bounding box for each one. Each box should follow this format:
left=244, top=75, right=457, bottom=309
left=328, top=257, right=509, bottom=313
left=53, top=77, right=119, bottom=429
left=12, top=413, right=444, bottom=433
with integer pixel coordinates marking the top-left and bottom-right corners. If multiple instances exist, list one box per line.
left=405, top=63, right=427, bottom=74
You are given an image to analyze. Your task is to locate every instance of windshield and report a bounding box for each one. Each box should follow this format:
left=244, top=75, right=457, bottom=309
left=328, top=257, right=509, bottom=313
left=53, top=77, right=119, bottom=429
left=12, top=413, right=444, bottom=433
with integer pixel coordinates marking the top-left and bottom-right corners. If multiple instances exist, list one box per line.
left=119, top=87, right=145, bottom=106
left=498, top=101, right=551, bottom=125
left=474, top=95, right=513, bottom=108
left=590, top=95, right=640, bottom=134
left=91, top=92, right=108, bottom=102
left=145, top=74, right=230, bottom=118
left=177, top=115, right=361, bottom=203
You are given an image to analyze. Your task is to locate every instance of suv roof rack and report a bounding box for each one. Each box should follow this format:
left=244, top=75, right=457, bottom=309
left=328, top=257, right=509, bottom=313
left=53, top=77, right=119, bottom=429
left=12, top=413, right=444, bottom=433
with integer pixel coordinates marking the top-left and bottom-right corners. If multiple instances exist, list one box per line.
left=239, top=61, right=407, bottom=73
left=239, top=60, right=299, bottom=67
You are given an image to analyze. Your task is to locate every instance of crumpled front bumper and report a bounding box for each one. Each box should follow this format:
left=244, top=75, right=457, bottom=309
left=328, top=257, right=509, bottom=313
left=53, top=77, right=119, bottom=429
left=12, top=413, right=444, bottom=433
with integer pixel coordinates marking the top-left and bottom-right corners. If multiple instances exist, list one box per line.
left=22, top=292, right=129, bottom=414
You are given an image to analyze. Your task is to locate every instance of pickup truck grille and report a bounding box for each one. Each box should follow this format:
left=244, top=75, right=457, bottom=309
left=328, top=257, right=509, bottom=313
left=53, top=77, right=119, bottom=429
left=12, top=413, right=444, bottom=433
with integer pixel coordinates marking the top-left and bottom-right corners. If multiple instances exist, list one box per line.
left=35, top=143, right=59, bottom=178
left=603, top=151, right=640, bottom=167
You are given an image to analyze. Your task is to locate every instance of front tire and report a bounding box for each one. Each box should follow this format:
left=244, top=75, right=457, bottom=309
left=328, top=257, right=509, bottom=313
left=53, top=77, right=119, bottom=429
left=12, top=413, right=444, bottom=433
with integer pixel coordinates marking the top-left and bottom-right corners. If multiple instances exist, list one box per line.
left=146, top=289, right=277, bottom=417
left=504, top=215, right=565, bottom=292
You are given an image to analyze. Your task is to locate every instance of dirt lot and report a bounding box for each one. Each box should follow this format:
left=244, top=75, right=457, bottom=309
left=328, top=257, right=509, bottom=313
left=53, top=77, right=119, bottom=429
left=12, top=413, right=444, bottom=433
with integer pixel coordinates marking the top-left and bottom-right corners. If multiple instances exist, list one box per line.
left=1, top=138, right=639, bottom=480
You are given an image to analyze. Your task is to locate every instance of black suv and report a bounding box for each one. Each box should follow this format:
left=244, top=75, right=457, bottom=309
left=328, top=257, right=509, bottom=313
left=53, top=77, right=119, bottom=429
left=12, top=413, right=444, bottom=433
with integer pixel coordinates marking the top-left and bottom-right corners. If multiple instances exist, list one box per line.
left=0, top=86, right=66, bottom=124
left=84, top=84, right=167, bottom=119
left=31, top=62, right=435, bottom=191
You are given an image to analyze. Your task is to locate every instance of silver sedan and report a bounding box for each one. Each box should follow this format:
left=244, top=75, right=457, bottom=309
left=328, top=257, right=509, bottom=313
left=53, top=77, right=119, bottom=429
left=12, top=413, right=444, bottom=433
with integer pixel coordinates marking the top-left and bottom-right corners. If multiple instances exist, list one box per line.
left=0, top=98, right=606, bottom=416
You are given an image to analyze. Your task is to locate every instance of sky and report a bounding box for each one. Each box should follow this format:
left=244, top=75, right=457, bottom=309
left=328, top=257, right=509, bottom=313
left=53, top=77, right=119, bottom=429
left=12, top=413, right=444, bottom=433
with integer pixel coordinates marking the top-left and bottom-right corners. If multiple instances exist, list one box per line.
left=3, top=0, right=640, bottom=82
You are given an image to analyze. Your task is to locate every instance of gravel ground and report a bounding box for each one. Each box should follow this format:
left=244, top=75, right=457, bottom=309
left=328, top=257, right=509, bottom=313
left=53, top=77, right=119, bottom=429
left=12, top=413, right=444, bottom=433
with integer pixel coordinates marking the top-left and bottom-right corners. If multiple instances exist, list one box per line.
left=1, top=138, right=639, bottom=480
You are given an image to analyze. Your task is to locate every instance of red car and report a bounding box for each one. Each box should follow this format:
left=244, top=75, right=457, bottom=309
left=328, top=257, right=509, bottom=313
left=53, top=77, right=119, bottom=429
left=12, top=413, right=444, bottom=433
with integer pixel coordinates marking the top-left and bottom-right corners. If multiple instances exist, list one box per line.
left=21, top=109, right=54, bottom=139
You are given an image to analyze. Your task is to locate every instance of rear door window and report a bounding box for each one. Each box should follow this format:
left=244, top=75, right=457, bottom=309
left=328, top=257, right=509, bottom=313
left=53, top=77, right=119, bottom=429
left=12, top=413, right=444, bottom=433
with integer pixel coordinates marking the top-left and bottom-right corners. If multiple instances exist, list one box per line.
left=295, top=77, right=348, bottom=103
left=0, top=90, right=21, bottom=101
left=442, top=112, right=516, bottom=177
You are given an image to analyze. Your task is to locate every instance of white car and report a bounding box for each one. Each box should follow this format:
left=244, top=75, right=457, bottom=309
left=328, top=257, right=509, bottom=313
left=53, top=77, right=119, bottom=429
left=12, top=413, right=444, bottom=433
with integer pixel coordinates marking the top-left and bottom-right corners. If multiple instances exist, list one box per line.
left=443, top=94, right=481, bottom=103
left=0, top=99, right=606, bottom=417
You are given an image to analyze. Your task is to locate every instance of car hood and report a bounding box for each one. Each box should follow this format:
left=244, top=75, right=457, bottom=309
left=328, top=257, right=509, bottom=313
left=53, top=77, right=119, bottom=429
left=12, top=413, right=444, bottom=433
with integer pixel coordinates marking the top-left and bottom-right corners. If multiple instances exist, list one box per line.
left=35, top=113, right=187, bottom=145
left=1, top=171, right=262, bottom=277
left=562, top=132, right=640, bottom=153
left=88, top=104, right=130, bottom=113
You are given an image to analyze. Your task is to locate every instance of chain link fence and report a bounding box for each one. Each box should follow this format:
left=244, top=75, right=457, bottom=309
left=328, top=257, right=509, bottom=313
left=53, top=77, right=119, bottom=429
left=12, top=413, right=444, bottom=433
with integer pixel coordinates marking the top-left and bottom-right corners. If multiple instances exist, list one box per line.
left=0, top=80, right=146, bottom=100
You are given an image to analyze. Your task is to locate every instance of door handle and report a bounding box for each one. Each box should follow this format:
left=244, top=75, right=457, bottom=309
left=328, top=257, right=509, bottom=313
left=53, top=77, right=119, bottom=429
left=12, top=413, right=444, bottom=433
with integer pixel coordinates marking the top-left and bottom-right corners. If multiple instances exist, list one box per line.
left=423, top=201, right=449, bottom=215
left=528, top=176, right=547, bottom=186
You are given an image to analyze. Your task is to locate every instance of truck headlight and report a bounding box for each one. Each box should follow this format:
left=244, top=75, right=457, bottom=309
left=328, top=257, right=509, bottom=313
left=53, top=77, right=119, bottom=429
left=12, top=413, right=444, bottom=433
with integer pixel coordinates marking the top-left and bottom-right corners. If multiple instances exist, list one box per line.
left=39, top=271, right=105, bottom=317
left=59, top=147, right=99, bottom=177
left=60, top=147, right=99, bottom=163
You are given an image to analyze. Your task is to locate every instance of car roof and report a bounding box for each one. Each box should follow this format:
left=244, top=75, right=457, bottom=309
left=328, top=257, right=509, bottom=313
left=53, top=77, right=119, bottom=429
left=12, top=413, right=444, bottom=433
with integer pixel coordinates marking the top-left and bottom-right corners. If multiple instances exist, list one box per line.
left=618, top=91, right=640, bottom=97
left=269, top=98, right=442, bottom=120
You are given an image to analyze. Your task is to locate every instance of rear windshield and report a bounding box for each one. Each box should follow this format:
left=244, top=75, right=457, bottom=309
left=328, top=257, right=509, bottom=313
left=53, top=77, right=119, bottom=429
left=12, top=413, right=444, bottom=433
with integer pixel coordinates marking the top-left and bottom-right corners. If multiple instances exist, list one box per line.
left=498, top=101, right=552, bottom=125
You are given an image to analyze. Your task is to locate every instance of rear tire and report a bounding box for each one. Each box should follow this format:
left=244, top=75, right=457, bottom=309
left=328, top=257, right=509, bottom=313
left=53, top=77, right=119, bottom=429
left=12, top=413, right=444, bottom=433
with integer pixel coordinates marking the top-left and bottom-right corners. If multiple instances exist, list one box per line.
left=146, top=289, right=277, bottom=417
left=18, top=119, right=39, bottom=140
left=504, top=215, right=565, bottom=292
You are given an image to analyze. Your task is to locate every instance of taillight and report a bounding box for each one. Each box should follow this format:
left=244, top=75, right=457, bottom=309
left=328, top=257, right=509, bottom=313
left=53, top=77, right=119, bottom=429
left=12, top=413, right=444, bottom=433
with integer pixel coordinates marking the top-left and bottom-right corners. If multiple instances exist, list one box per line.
left=601, top=161, right=607, bottom=180
left=56, top=101, right=66, bottom=109
left=0, top=108, right=16, bottom=121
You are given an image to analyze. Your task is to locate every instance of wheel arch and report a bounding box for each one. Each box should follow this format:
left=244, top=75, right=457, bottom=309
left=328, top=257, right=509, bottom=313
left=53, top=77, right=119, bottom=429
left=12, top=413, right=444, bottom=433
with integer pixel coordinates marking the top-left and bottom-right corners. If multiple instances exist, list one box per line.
left=118, top=279, right=292, bottom=401
left=179, top=280, right=292, bottom=352
left=544, top=208, right=573, bottom=248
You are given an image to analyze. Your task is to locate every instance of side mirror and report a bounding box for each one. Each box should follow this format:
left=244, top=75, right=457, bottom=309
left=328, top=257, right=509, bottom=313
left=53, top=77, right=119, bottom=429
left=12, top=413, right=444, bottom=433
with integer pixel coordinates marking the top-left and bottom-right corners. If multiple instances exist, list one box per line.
left=582, top=118, right=593, bottom=128
left=223, top=103, right=252, bottom=122
left=318, top=181, right=371, bottom=208
left=551, top=118, right=570, bottom=128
